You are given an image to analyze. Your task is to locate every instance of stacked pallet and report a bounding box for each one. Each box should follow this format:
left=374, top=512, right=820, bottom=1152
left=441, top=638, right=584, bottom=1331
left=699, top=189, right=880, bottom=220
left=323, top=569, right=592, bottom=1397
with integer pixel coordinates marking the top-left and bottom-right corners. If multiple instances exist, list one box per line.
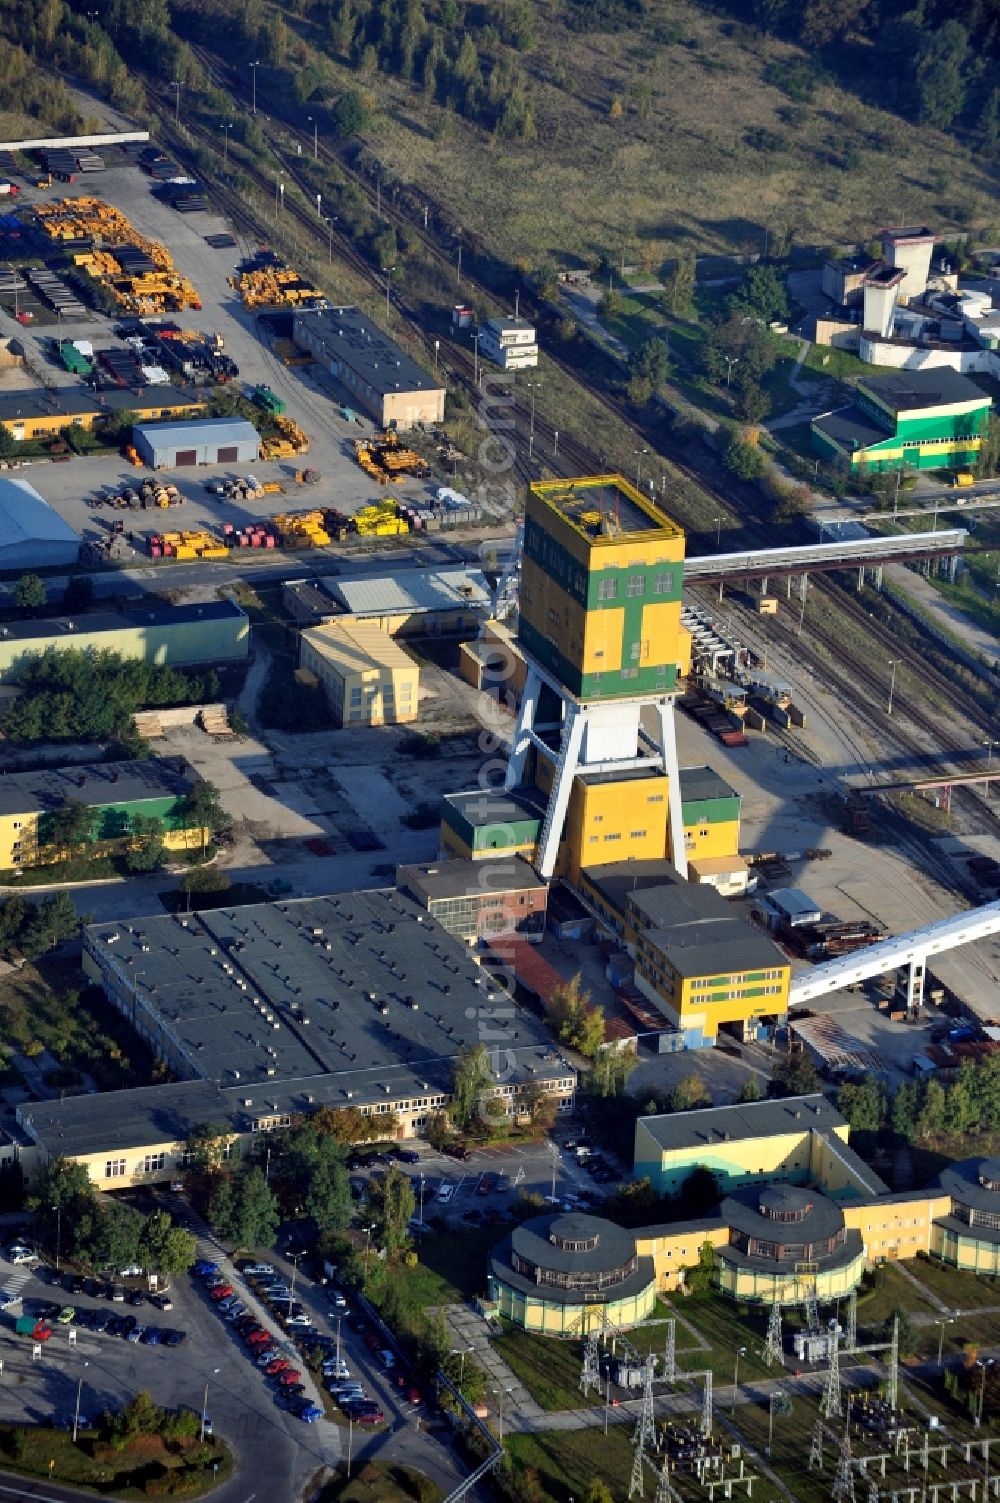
left=197, top=705, right=233, bottom=737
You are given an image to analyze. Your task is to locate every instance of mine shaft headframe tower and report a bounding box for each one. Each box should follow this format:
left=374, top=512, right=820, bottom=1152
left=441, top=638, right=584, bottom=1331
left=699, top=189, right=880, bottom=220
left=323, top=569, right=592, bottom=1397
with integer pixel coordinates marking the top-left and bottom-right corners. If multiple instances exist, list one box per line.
left=505, top=474, right=688, bottom=882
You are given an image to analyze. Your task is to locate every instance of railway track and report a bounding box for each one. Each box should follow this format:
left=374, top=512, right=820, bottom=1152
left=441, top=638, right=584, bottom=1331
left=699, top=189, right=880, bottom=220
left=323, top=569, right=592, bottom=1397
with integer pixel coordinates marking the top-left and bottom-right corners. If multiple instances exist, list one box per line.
left=154, top=53, right=997, bottom=808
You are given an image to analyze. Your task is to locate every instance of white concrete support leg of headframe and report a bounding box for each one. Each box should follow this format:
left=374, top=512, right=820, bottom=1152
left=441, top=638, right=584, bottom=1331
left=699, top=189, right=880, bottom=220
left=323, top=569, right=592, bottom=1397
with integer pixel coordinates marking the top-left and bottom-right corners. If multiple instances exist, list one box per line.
left=535, top=705, right=586, bottom=880
left=657, top=698, right=688, bottom=881
left=504, top=664, right=541, bottom=791
left=905, top=956, right=925, bottom=1013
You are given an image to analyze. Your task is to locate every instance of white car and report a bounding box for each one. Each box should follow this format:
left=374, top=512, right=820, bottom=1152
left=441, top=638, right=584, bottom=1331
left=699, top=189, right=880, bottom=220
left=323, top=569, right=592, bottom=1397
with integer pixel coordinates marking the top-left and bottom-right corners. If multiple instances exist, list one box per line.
left=285, top=1314, right=314, bottom=1329
left=436, top=1184, right=455, bottom=1204
left=244, top=1263, right=276, bottom=1277
left=7, top=1246, right=36, bottom=1265
left=0, top=1291, right=21, bottom=1310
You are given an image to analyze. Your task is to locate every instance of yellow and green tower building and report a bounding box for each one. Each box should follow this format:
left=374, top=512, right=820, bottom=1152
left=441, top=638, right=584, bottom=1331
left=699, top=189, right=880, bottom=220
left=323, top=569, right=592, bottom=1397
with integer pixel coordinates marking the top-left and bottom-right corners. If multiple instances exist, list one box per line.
left=502, top=475, right=691, bottom=880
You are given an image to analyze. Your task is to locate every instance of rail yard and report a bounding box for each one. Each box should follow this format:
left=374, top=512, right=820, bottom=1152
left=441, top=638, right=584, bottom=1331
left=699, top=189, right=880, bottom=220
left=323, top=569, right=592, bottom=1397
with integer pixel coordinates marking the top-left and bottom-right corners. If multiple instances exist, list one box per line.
left=1, top=55, right=1000, bottom=1503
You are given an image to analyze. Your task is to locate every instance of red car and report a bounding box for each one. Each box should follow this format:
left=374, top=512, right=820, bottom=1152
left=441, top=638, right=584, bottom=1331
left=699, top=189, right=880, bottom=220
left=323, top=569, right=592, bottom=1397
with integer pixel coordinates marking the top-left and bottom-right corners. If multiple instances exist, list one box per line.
left=364, top=1332, right=381, bottom=1351
left=352, top=1408, right=385, bottom=1425
left=406, top=1387, right=422, bottom=1405
left=266, top=1359, right=291, bottom=1375
left=246, top=1330, right=271, bottom=1346
left=210, top=1284, right=234, bottom=1300
left=278, top=1369, right=302, bottom=1386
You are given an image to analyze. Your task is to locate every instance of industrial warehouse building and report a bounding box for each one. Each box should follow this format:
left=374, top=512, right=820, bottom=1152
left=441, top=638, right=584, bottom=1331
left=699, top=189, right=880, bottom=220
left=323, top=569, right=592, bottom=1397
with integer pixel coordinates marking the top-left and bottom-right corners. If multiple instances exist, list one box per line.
left=0, top=759, right=206, bottom=868
left=293, top=307, right=445, bottom=430
left=299, top=619, right=420, bottom=726
left=811, top=368, right=992, bottom=473
left=0, top=476, right=79, bottom=569
left=13, top=890, right=575, bottom=1187
left=0, top=387, right=206, bottom=440
left=283, top=567, right=490, bottom=636
left=131, top=416, right=260, bottom=469
left=0, top=599, right=249, bottom=683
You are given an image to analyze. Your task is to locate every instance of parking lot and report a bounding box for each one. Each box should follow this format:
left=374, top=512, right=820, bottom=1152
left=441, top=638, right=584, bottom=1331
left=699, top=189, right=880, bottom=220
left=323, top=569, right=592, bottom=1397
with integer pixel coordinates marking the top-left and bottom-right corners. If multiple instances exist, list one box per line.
left=0, top=150, right=457, bottom=556
left=0, top=1239, right=341, bottom=1503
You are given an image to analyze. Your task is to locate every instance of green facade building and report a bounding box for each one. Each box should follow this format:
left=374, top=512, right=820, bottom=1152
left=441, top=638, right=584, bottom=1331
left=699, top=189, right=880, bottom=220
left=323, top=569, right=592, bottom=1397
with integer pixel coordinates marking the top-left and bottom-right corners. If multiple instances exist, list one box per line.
left=811, top=368, right=992, bottom=474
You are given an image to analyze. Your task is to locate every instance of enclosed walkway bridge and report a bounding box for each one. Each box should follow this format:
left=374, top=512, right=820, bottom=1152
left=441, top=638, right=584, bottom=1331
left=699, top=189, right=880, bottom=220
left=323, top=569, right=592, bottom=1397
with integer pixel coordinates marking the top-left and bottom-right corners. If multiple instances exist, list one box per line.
left=684, top=529, right=966, bottom=593
left=788, top=897, right=1000, bottom=1013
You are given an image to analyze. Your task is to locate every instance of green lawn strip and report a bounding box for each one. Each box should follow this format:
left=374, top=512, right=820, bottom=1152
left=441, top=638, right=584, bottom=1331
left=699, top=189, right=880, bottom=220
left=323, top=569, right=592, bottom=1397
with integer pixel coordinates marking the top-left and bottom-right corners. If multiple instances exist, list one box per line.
left=408, top=1225, right=499, bottom=1308
left=855, top=1264, right=938, bottom=1326
left=491, top=1329, right=586, bottom=1412
left=507, top=1426, right=636, bottom=1503
left=907, top=1256, right=1000, bottom=1312
left=317, top=1462, right=442, bottom=1503
left=633, top=1294, right=773, bottom=1384
left=0, top=1423, right=231, bottom=1496
left=728, top=1394, right=835, bottom=1503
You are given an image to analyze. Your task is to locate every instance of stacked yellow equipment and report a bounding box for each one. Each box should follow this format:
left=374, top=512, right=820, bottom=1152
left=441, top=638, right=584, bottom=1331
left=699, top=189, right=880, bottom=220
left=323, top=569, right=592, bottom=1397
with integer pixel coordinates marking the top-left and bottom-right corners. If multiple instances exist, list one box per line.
left=353, top=500, right=408, bottom=537
left=271, top=511, right=331, bottom=548
left=229, top=264, right=323, bottom=310
left=260, top=415, right=309, bottom=461
left=38, top=198, right=200, bottom=313
left=157, top=529, right=229, bottom=560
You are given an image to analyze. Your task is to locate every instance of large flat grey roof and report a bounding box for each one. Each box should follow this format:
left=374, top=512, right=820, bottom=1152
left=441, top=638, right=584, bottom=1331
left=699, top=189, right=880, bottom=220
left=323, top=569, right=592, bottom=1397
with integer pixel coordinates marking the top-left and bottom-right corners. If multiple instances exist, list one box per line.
left=0, top=758, right=192, bottom=817
left=80, top=889, right=570, bottom=1114
left=638, top=1094, right=844, bottom=1153
left=326, top=568, right=490, bottom=618
left=397, top=856, right=545, bottom=901
left=132, top=418, right=260, bottom=446
left=295, top=308, right=442, bottom=399
left=0, top=477, right=78, bottom=551
left=859, top=367, right=990, bottom=413
left=0, top=598, right=245, bottom=647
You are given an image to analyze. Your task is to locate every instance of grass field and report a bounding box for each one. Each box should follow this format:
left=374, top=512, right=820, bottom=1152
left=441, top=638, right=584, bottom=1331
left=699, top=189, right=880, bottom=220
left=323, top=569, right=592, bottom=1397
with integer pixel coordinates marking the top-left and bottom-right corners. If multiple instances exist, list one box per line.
left=342, top=4, right=997, bottom=271
left=317, top=1463, right=441, bottom=1503
left=507, top=1426, right=636, bottom=1503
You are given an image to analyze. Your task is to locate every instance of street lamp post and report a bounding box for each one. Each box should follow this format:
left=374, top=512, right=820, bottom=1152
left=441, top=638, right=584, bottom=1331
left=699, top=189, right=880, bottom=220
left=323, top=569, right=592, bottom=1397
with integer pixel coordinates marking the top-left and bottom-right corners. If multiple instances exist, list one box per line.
left=634, top=447, right=649, bottom=491
left=307, top=116, right=318, bottom=162
left=220, top=121, right=234, bottom=167
left=724, top=355, right=739, bottom=389
left=887, top=658, right=898, bottom=717
left=287, top=1250, right=303, bottom=1319
left=335, top=1315, right=342, bottom=1371
left=978, top=1359, right=995, bottom=1427
left=472, top=331, right=480, bottom=386
left=347, top=1412, right=355, bottom=1477
left=433, top=339, right=440, bottom=374
left=51, top=1203, right=62, bottom=1272
left=713, top=516, right=722, bottom=548
left=731, top=1345, right=747, bottom=1414
left=935, top=1315, right=955, bottom=1367
left=418, top=1175, right=425, bottom=1227
left=249, top=61, right=260, bottom=116
left=553, top=429, right=559, bottom=457
left=200, top=1368, right=220, bottom=1443
left=450, top=1345, right=474, bottom=1387
left=169, top=81, right=180, bottom=125
left=492, top=1385, right=512, bottom=1444
left=325, top=215, right=338, bottom=262
left=985, top=738, right=999, bottom=772
left=363, top=1223, right=374, bottom=1273
left=382, top=266, right=395, bottom=322
left=72, top=1363, right=89, bottom=1443
left=767, top=1389, right=785, bottom=1457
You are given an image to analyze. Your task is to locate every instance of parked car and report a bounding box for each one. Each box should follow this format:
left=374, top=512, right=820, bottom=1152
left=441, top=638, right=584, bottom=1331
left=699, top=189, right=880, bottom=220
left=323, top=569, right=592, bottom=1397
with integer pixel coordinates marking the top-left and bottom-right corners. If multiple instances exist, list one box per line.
left=127, top=1290, right=145, bottom=1307
left=148, top=1292, right=174, bottom=1312
left=378, top=1349, right=396, bottom=1369
left=436, top=1184, right=455, bottom=1204
left=443, top=1144, right=471, bottom=1161
left=243, top=1263, right=275, bottom=1277
left=163, top=1329, right=186, bottom=1347
left=285, top=1314, right=314, bottom=1329
left=298, top=1404, right=323, bottom=1423
left=127, top=1325, right=146, bottom=1343
left=57, top=1306, right=76, bottom=1325
left=397, top=1149, right=420, bottom=1164
left=277, top=1369, right=302, bottom=1386
left=7, top=1246, right=36, bottom=1265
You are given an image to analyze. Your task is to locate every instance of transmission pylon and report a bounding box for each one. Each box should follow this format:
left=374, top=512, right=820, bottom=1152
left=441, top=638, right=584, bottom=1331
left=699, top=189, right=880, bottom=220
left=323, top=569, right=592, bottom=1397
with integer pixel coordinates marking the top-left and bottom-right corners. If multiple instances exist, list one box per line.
left=846, top=1289, right=858, bottom=1353
left=700, top=1368, right=713, bottom=1438
left=887, top=1315, right=899, bottom=1412
left=808, top=1419, right=825, bottom=1470
left=663, top=1319, right=676, bottom=1382
left=634, top=1358, right=656, bottom=1452
left=763, top=1297, right=783, bottom=1367
left=804, top=1276, right=820, bottom=1331
left=868, top=1477, right=880, bottom=1503
left=821, top=1334, right=843, bottom=1419
left=629, top=1437, right=646, bottom=1500
left=580, top=1333, right=601, bottom=1396
left=654, top=1452, right=673, bottom=1503
left=832, top=1420, right=856, bottom=1503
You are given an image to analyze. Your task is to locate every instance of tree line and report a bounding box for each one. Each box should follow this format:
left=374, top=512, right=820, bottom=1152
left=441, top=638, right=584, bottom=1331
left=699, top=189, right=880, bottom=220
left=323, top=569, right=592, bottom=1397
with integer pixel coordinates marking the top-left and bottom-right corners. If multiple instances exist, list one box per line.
left=1, top=647, right=220, bottom=750
left=837, top=1050, right=1000, bottom=1145
left=29, top=1157, right=196, bottom=1275
left=746, top=0, right=1000, bottom=142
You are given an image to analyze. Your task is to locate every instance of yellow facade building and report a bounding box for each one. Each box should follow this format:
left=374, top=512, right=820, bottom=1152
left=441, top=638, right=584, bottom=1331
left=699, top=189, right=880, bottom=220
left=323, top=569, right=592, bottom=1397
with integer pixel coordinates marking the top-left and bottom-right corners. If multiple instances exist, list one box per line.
left=0, top=760, right=208, bottom=869
left=0, top=388, right=206, bottom=440
left=300, top=620, right=420, bottom=727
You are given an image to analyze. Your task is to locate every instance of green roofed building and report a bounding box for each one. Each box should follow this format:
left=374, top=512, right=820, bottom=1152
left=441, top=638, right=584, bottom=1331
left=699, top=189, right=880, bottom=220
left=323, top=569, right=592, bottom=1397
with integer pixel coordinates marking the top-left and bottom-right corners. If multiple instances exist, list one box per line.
left=811, top=368, right=992, bottom=474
